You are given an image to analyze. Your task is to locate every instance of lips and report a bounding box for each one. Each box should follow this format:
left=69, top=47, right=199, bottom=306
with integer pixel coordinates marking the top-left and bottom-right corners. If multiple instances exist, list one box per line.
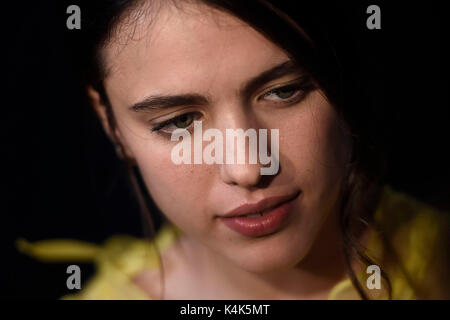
left=221, top=192, right=300, bottom=218
left=218, top=191, right=301, bottom=237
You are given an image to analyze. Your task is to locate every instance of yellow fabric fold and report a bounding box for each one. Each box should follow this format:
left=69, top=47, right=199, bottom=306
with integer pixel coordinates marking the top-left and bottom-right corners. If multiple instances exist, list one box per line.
left=15, top=238, right=100, bottom=262
left=15, top=186, right=449, bottom=299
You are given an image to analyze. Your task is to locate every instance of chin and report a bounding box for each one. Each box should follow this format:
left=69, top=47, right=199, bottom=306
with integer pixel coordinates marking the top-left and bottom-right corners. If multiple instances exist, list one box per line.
left=229, top=236, right=310, bottom=274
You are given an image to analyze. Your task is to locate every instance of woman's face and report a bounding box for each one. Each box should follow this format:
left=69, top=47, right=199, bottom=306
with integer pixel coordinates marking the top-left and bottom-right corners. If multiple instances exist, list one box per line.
left=96, top=3, right=351, bottom=273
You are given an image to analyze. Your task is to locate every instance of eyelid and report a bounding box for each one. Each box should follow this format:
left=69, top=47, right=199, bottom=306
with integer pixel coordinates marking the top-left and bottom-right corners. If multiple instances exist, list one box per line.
left=149, top=107, right=200, bottom=126
left=151, top=111, right=202, bottom=133
left=255, top=76, right=312, bottom=101
left=261, top=85, right=303, bottom=104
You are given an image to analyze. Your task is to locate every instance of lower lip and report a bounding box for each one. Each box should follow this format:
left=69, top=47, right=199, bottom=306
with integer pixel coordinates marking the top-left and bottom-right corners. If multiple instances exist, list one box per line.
left=220, top=195, right=299, bottom=237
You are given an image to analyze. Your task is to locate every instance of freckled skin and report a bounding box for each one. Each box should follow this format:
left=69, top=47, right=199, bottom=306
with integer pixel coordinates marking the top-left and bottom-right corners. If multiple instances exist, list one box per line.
left=91, top=2, right=353, bottom=299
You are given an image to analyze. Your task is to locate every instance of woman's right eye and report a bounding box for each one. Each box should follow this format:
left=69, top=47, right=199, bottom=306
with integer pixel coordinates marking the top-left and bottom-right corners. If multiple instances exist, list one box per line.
left=151, top=112, right=199, bottom=134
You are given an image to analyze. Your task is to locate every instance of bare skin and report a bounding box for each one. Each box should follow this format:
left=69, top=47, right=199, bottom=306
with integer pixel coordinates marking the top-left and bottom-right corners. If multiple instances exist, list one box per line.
left=132, top=206, right=371, bottom=300
left=89, top=2, right=371, bottom=299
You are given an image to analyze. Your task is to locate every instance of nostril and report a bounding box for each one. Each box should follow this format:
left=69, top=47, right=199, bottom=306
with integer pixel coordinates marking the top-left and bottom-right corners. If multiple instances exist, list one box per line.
left=220, top=163, right=263, bottom=188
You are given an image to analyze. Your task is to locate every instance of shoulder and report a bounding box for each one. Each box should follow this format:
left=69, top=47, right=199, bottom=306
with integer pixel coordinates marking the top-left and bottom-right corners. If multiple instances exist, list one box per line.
left=375, top=186, right=449, bottom=251
left=373, top=186, right=450, bottom=298
left=68, top=223, right=181, bottom=300
left=16, top=223, right=181, bottom=300
left=61, top=234, right=159, bottom=300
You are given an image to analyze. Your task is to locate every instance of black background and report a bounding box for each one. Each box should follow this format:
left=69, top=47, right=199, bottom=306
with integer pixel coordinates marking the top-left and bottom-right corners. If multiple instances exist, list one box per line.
left=4, top=1, right=449, bottom=299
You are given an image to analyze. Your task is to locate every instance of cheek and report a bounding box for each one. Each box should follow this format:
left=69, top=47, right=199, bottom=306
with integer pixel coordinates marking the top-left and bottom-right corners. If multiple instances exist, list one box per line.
left=124, top=136, right=213, bottom=230
left=279, top=92, right=350, bottom=234
left=282, top=92, right=349, bottom=192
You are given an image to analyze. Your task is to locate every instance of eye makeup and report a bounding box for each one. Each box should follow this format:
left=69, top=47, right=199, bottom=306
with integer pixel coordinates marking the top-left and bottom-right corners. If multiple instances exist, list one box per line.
left=149, top=76, right=316, bottom=137
left=151, top=111, right=202, bottom=134
left=257, top=76, right=316, bottom=106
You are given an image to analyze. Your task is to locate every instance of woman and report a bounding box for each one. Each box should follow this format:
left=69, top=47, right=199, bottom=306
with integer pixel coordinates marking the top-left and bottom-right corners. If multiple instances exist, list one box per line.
left=17, top=0, right=450, bottom=299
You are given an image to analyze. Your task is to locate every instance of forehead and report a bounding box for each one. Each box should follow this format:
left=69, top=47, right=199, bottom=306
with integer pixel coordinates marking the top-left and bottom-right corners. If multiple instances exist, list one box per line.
left=103, top=2, right=289, bottom=103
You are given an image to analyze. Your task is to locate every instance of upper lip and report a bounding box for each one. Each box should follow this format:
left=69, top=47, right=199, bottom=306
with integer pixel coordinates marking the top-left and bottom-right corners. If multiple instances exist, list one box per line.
left=220, top=191, right=300, bottom=218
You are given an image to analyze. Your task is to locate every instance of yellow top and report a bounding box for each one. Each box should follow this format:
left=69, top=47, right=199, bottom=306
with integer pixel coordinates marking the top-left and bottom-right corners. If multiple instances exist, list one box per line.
left=15, top=186, right=450, bottom=299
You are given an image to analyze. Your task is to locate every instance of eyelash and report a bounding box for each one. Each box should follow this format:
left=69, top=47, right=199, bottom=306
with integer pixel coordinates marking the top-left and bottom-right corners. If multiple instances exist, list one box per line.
left=259, top=79, right=314, bottom=105
left=150, top=80, right=314, bottom=134
left=151, top=112, right=201, bottom=134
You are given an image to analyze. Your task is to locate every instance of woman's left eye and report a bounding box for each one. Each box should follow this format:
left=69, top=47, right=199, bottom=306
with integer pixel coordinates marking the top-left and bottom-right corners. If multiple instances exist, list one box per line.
left=261, top=84, right=303, bottom=103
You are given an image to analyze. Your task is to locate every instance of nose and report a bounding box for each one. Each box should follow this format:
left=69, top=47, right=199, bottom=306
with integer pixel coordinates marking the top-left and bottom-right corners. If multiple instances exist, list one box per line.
left=217, top=110, right=271, bottom=188
left=220, top=161, right=263, bottom=188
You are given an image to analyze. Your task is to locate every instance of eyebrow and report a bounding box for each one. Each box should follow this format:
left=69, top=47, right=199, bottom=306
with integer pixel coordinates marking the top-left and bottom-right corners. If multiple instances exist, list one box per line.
left=130, top=94, right=208, bottom=112
left=239, top=59, right=302, bottom=98
left=129, top=59, right=301, bottom=112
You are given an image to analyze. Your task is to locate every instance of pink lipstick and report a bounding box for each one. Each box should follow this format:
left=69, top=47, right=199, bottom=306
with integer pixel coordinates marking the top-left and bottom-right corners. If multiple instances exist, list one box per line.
left=219, top=191, right=300, bottom=237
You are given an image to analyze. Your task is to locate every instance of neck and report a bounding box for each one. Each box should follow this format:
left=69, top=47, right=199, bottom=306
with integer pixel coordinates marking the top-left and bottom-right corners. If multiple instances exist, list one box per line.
left=180, top=208, right=364, bottom=300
